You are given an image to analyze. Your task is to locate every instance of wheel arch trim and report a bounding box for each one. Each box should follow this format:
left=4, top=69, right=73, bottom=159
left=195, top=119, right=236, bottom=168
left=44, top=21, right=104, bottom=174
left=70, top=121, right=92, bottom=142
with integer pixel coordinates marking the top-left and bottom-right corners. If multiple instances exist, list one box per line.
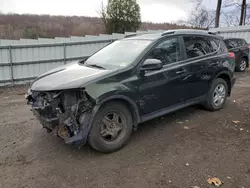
left=213, top=71, right=233, bottom=95
left=90, top=95, right=141, bottom=127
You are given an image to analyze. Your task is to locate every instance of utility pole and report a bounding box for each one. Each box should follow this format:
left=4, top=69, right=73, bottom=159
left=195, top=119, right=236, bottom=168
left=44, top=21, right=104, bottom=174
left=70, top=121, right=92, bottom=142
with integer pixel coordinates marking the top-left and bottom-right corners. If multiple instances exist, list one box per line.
left=215, top=0, right=222, bottom=28
left=240, top=0, right=246, bottom=25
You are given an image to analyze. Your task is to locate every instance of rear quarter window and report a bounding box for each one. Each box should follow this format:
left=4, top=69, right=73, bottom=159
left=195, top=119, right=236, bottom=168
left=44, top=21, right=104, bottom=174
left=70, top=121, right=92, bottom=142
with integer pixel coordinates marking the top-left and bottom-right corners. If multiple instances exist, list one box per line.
left=237, top=39, right=247, bottom=46
left=224, top=39, right=247, bottom=48
left=210, top=38, right=220, bottom=52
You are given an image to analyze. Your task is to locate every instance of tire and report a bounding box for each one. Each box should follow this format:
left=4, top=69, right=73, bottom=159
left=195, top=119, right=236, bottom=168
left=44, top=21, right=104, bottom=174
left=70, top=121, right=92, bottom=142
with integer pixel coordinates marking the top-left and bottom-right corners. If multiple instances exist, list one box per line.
left=236, top=57, right=247, bottom=72
left=203, top=78, right=228, bottom=111
left=88, top=101, right=133, bottom=153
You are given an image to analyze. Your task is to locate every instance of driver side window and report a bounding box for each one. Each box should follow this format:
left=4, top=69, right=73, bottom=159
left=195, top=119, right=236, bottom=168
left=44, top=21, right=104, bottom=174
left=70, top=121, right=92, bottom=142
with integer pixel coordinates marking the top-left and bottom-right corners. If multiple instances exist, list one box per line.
left=147, top=37, right=180, bottom=66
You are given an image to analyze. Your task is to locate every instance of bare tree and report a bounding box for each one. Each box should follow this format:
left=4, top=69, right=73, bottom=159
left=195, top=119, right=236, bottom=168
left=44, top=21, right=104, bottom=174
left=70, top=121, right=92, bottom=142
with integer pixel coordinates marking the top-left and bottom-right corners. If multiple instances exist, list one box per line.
left=215, top=0, right=222, bottom=27
left=221, top=11, right=240, bottom=26
left=223, top=0, right=241, bottom=8
left=185, top=0, right=215, bottom=29
left=97, top=1, right=108, bottom=29
left=220, top=0, right=250, bottom=26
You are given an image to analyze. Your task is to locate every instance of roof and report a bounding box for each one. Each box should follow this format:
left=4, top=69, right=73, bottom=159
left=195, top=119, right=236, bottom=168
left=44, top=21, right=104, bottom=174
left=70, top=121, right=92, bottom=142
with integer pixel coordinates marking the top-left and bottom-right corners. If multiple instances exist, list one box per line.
left=123, top=29, right=220, bottom=41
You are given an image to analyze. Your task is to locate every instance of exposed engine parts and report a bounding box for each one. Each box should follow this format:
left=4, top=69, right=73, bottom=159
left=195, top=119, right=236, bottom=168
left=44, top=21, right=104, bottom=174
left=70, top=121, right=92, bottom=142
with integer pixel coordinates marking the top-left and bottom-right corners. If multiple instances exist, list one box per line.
left=26, top=89, right=94, bottom=145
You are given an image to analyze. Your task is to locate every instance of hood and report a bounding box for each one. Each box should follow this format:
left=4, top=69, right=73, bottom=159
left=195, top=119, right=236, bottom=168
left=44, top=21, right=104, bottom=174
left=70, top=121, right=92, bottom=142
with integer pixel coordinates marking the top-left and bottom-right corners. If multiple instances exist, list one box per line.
left=31, top=61, right=115, bottom=91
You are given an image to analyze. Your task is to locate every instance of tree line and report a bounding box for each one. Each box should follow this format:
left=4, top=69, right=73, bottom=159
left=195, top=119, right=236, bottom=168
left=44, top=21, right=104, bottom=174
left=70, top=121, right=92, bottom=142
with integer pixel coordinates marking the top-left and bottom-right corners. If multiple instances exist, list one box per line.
left=0, top=13, right=190, bottom=40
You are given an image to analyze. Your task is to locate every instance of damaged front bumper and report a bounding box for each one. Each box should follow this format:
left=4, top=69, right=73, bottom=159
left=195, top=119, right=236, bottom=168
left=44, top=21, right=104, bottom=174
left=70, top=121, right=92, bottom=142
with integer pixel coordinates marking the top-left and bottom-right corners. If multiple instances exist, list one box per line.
left=26, top=89, right=95, bottom=146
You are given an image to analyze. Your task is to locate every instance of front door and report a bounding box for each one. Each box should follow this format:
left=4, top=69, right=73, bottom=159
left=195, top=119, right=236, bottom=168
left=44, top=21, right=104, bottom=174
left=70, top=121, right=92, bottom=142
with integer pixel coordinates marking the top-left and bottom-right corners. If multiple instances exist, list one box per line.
left=137, top=37, right=191, bottom=116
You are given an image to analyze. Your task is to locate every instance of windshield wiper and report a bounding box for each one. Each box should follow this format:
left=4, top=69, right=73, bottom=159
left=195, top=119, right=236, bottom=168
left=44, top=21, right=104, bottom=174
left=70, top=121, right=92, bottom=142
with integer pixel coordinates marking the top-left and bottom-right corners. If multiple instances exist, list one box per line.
left=85, top=63, right=106, bottom=70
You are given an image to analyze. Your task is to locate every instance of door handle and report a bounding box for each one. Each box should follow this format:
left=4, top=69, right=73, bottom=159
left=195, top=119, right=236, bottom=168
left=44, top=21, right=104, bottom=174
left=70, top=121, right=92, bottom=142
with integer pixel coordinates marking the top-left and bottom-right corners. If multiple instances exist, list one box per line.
left=176, top=68, right=186, bottom=75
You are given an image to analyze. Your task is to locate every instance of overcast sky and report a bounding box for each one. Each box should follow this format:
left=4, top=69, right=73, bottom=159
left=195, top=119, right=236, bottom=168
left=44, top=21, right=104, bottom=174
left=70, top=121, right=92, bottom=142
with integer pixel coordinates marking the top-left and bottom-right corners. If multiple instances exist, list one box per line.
left=0, top=0, right=217, bottom=23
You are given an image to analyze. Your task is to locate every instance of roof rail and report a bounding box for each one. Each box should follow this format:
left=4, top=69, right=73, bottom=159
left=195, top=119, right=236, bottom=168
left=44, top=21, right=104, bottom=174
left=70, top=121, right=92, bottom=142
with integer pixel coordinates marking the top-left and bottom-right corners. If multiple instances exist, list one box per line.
left=208, top=31, right=217, bottom=35
left=161, top=30, right=175, bottom=36
left=125, top=34, right=138, bottom=38
left=161, top=29, right=220, bottom=36
left=125, top=32, right=156, bottom=38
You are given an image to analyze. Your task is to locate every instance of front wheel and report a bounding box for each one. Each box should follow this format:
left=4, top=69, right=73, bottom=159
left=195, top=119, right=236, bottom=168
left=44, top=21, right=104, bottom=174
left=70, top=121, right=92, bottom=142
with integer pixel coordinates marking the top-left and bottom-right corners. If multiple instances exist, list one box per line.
left=88, top=102, right=133, bottom=153
left=203, top=78, right=228, bottom=111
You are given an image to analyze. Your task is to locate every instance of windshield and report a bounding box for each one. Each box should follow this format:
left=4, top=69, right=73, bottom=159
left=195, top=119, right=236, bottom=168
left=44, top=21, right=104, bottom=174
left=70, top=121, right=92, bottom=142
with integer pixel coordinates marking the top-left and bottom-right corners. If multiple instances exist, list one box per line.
left=85, top=40, right=151, bottom=69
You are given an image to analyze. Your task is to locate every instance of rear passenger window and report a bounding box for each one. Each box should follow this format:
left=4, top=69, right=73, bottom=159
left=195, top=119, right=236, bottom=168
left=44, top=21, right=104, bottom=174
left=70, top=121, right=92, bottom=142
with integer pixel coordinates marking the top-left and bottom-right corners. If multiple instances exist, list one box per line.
left=231, top=40, right=238, bottom=47
left=220, top=40, right=229, bottom=52
left=225, top=39, right=238, bottom=48
left=210, top=38, right=220, bottom=51
left=224, top=40, right=233, bottom=49
left=183, top=36, right=214, bottom=58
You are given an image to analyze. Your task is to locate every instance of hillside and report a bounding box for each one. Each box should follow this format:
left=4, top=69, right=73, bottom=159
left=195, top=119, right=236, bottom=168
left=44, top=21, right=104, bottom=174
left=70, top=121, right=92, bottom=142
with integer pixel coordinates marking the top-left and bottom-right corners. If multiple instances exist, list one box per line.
left=0, top=14, right=191, bottom=39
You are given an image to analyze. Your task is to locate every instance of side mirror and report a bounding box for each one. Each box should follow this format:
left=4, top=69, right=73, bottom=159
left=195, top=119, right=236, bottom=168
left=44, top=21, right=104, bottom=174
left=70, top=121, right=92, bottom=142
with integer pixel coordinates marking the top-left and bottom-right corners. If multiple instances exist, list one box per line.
left=140, top=59, right=163, bottom=71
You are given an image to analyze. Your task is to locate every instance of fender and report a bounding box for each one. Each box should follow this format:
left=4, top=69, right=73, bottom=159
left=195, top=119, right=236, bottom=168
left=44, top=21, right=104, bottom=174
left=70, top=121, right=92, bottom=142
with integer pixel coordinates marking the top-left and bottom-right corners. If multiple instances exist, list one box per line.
left=90, top=95, right=141, bottom=128
left=65, top=95, right=141, bottom=145
left=209, top=70, right=233, bottom=95
left=214, top=70, right=231, bottom=79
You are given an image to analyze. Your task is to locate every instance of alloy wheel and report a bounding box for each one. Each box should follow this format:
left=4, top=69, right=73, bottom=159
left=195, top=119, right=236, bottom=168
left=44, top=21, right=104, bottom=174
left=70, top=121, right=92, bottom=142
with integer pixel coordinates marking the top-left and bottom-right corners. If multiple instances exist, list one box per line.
left=240, top=59, right=247, bottom=71
left=100, top=112, right=125, bottom=142
left=213, top=84, right=226, bottom=107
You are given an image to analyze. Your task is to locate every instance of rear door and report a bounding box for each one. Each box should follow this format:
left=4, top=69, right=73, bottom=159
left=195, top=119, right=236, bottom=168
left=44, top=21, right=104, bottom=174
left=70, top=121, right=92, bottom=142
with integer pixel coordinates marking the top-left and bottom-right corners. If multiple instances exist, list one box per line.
left=180, top=35, right=221, bottom=100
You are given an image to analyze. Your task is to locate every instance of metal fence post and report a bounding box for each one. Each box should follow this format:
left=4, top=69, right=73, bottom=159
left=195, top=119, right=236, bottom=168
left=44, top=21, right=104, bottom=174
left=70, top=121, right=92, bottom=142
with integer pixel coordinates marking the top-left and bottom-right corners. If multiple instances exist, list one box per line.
left=8, top=45, right=14, bottom=85
left=63, top=43, right=66, bottom=64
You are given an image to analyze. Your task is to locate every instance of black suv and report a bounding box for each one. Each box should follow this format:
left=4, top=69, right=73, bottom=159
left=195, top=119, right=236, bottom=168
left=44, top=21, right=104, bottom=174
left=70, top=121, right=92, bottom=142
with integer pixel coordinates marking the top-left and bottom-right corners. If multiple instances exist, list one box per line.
left=224, top=38, right=249, bottom=72
left=26, top=30, right=236, bottom=153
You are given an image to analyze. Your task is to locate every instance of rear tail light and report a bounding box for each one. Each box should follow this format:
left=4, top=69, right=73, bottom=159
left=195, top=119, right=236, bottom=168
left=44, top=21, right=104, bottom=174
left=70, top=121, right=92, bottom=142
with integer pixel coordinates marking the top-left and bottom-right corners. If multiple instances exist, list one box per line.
left=247, top=45, right=250, bottom=49
left=228, top=52, right=236, bottom=71
left=228, top=52, right=235, bottom=58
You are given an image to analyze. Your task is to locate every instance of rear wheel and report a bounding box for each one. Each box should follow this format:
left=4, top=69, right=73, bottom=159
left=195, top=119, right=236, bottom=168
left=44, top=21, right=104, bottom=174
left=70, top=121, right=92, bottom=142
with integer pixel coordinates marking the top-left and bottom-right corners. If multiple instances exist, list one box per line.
left=88, top=102, right=133, bottom=153
left=236, top=57, right=247, bottom=72
left=203, top=78, right=228, bottom=111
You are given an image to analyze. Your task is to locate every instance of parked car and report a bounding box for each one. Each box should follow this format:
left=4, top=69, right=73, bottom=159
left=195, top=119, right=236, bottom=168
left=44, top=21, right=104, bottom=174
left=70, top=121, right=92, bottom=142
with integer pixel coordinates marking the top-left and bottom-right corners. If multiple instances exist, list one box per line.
left=224, top=38, right=249, bottom=72
left=26, top=29, right=236, bottom=153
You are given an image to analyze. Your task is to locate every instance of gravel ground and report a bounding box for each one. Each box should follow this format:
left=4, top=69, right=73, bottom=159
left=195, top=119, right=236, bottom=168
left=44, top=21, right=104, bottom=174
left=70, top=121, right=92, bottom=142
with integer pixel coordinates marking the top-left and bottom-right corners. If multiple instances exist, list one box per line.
left=0, top=72, right=250, bottom=188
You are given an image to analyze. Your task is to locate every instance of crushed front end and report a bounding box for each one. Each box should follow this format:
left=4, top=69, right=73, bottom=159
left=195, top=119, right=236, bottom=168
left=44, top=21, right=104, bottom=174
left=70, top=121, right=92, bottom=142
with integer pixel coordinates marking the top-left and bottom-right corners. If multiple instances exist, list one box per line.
left=26, top=89, right=95, bottom=145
